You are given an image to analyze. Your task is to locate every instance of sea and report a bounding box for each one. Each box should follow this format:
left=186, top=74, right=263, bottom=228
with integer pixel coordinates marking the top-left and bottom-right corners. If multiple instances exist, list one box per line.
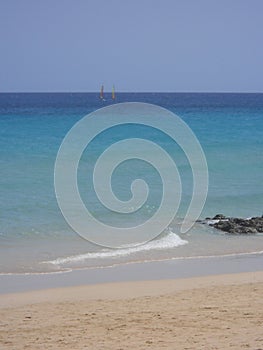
left=0, top=92, right=263, bottom=274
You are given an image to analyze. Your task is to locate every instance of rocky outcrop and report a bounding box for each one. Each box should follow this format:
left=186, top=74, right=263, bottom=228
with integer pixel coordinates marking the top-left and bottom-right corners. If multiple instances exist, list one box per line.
left=204, top=215, right=263, bottom=234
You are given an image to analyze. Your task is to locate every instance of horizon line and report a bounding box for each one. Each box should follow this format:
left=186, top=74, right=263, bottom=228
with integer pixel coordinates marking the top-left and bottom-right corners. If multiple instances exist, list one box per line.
left=1, top=91, right=263, bottom=94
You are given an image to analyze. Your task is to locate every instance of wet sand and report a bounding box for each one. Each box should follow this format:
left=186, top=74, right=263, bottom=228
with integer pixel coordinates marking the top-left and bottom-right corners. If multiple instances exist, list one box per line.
left=1, top=252, right=263, bottom=294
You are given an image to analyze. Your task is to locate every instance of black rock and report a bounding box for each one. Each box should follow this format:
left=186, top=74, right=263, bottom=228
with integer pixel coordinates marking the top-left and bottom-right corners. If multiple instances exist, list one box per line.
left=206, top=215, right=263, bottom=235
left=212, top=214, right=226, bottom=220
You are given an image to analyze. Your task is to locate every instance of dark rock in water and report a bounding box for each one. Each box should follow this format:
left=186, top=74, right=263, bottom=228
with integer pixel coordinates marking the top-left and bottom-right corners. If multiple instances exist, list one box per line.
left=249, top=217, right=263, bottom=232
left=212, top=214, right=226, bottom=220
left=213, top=220, right=234, bottom=232
left=206, top=215, right=263, bottom=235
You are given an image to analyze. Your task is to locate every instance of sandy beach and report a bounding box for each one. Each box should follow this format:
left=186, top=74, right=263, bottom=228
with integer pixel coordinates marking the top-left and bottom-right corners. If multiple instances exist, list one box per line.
left=1, top=271, right=263, bottom=350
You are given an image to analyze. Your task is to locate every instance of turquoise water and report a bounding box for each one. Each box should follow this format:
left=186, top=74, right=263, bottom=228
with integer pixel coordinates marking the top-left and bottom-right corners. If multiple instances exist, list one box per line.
left=0, top=93, right=262, bottom=273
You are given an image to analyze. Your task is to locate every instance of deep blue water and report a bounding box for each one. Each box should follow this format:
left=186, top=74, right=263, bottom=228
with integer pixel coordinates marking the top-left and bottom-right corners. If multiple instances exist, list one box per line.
left=0, top=93, right=263, bottom=273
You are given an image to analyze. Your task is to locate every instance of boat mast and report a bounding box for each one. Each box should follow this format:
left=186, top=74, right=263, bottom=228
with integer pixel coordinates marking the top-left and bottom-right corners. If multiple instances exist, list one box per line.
left=100, top=85, right=104, bottom=100
left=112, top=85, right=115, bottom=100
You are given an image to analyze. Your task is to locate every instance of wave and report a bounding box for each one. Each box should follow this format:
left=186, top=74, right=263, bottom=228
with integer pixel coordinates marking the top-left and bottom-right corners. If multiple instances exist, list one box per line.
left=2, top=249, right=263, bottom=277
left=43, top=229, right=188, bottom=266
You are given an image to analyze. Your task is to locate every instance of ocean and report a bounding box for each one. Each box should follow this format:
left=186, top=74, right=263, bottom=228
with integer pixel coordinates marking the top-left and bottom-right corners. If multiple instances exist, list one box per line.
left=0, top=93, right=262, bottom=274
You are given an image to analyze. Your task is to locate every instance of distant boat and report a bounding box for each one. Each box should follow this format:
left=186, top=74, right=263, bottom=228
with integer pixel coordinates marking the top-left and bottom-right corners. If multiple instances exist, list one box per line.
left=112, top=85, right=116, bottom=101
left=100, top=85, right=106, bottom=101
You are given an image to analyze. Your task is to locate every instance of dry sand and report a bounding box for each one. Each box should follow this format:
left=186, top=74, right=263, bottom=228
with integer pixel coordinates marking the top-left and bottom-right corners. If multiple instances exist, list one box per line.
left=1, top=271, right=263, bottom=349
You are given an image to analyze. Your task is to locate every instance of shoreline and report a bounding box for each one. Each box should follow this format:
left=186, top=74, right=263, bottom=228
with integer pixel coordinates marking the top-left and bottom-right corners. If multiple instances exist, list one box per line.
left=1, top=271, right=263, bottom=308
left=1, top=251, right=263, bottom=294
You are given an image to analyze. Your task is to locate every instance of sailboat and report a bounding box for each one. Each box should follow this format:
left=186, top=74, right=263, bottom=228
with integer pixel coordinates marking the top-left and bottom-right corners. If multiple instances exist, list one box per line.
left=100, top=85, right=106, bottom=101
left=99, top=84, right=116, bottom=102
left=112, top=85, right=116, bottom=101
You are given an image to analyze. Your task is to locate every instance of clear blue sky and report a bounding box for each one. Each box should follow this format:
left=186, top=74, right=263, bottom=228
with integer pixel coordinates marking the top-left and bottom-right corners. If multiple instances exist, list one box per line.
left=1, top=0, right=262, bottom=92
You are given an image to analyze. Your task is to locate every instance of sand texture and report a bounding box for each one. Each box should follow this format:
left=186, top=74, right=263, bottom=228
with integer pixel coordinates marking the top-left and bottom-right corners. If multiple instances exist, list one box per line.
left=1, top=272, right=263, bottom=349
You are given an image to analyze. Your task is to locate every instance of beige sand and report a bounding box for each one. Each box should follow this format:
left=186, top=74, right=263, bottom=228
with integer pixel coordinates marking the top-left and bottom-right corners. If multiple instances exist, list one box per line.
left=1, top=271, right=263, bottom=349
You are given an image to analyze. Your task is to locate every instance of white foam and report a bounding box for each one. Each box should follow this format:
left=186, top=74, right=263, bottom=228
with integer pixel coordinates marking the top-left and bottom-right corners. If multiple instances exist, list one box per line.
left=206, top=219, right=229, bottom=225
left=206, top=219, right=220, bottom=225
left=44, top=229, right=188, bottom=266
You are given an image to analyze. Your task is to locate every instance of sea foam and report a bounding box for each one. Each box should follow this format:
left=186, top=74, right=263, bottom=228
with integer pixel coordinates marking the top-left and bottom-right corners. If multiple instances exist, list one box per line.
left=44, top=229, right=188, bottom=266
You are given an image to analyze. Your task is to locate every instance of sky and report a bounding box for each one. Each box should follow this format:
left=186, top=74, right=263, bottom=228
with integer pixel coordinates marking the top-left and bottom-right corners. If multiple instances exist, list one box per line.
left=0, top=0, right=263, bottom=92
